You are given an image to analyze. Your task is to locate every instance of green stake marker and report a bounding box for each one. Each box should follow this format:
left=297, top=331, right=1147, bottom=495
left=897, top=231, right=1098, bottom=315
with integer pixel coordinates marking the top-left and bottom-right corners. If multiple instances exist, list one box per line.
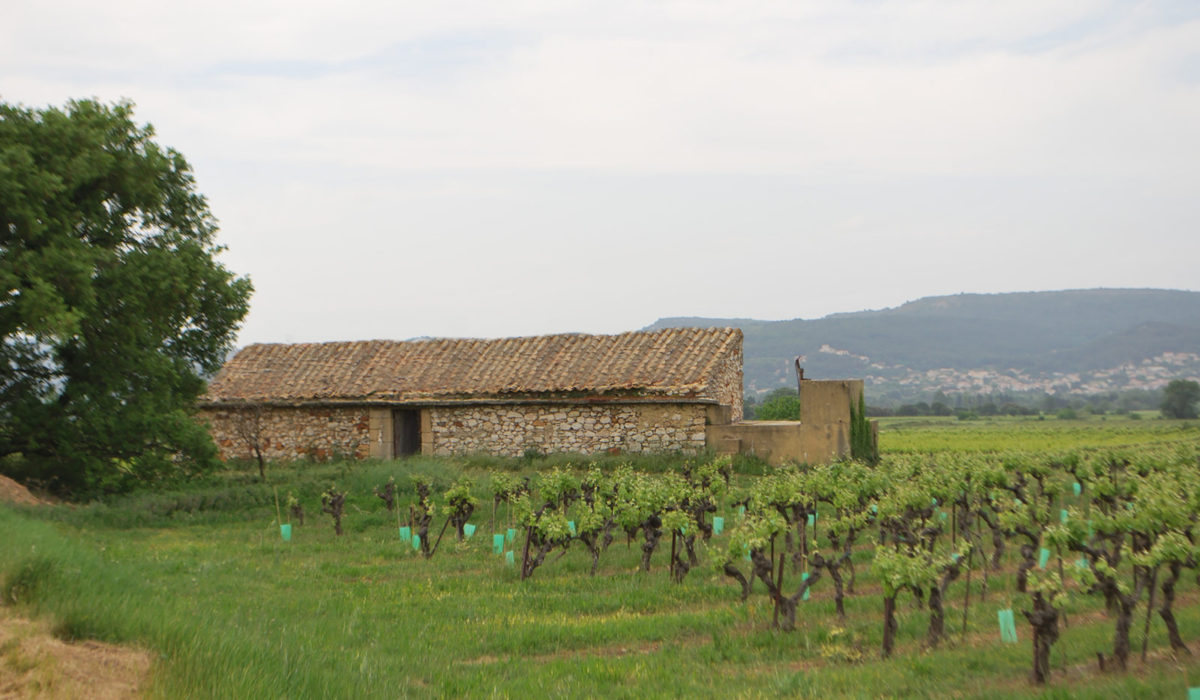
left=939, top=511, right=948, bottom=522
left=931, top=497, right=938, bottom=507
left=492, top=534, right=505, bottom=554
left=567, top=521, right=576, bottom=536
left=1075, top=557, right=1089, bottom=569
left=464, top=523, right=476, bottom=539
left=280, top=523, right=292, bottom=542
left=1072, top=481, right=1082, bottom=496
left=737, top=505, right=746, bottom=518
left=807, top=513, right=816, bottom=527
left=412, top=534, right=421, bottom=551
left=399, top=526, right=411, bottom=542
left=506, top=528, right=516, bottom=544
left=801, top=572, right=811, bottom=601
left=712, top=516, right=724, bottom=535
left=1188, top=688, right=1200, bottom=700
left=1060, top=509, right=1069, bottom=524
left=1038, top=548, right=1051, bottom=569
left=998, top=609, right=1018, bottom=643
left=505, top=550, right=515, bottom=566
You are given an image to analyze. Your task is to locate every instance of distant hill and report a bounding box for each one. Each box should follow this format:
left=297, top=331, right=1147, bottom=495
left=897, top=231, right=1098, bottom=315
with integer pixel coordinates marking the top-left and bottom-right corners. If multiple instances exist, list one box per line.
left=645, top=289, right=1200, bottom=403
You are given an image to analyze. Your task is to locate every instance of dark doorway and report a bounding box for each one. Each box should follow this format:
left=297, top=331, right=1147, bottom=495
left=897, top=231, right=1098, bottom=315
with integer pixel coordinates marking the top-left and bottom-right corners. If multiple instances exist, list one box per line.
left=393, top=409, right=421, bottom=457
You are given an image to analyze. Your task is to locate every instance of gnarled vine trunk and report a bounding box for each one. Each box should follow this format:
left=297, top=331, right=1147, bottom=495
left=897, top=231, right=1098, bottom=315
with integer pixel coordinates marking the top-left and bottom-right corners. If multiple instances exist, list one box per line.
left=1015, top=544, right=1036, bottom=593
left=1023, top=591, right=1060, bottom=685
left=722, top=562, right=752, bottom=601
left=1159, top=561, right=1191, bottom=655
left=640, top=515, right=663, bottom=572
left=882, top=593, right=900, bottom=658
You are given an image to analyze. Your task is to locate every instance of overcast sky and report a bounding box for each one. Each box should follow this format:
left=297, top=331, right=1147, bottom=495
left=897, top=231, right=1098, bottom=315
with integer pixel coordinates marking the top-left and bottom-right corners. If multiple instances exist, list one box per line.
left=5, top=1, right=1198, bottom=345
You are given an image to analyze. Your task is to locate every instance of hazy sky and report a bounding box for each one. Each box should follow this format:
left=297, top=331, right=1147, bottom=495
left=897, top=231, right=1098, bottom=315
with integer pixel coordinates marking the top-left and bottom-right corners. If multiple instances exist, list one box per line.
left=5, top=1, right=1199, bottom=345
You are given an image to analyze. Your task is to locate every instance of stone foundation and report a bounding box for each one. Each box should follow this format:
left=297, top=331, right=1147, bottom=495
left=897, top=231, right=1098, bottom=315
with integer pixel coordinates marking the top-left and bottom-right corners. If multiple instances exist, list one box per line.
left=202, top=406, right=371, bottom=462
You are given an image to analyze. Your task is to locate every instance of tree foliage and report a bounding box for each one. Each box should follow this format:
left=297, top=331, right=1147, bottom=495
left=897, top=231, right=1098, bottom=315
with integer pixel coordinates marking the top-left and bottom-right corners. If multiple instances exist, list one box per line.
left=755, top=388, right=800, bottom=421
left=1161, top=379, right=1200, bottom=419
left=0, top=99, right=251, bottom=494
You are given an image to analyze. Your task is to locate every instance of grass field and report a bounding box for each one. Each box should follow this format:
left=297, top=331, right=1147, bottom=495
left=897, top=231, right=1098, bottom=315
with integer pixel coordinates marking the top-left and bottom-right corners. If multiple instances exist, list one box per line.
left=3, top=418, right=1200, bottom=697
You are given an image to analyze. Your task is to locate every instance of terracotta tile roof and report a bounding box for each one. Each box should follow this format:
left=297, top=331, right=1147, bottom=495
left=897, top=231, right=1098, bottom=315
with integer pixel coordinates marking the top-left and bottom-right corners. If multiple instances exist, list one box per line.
left=201, top=327, right=741, bottom=405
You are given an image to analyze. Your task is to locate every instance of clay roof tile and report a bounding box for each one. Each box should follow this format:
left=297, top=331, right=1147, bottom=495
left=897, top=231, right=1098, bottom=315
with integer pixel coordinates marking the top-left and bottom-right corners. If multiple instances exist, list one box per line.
left=201, top=327, right=741, bottom=404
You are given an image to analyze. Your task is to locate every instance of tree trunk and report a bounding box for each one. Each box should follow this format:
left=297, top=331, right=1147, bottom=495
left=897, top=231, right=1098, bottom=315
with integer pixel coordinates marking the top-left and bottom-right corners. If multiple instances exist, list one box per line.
left=927, top=586, right=946, bottom=647
left=1023, top=592, right=1059, bottom=685
left=1141, top=565, right=1159, bottom=662
left=1111, top=597, right=1134, bottom=671
left=583, top=535, right=601, bottom=576
left=926, top=563, right=961, bottom=648
left=1160, top=561, right=1190, bottom=655
left=990, top=521, right=1005, bottom=570
left=778, top=597, right=798, bottom=632
left=640, top=517, right=662, bottom=572
left=882, top=594, right=899, bottom=658
left=520, top=526, right=533, bottom=580
left=1016, top=544, right=1035, bottom=593
left=723, top=562, right=752, bottom=601
left=828, top=562, right=847, bottom=619
left=778, top=563, right=821, bottom=632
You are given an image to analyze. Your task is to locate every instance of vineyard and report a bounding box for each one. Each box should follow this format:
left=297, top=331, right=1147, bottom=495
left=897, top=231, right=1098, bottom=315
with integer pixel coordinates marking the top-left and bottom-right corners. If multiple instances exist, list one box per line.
left=2, top=418, right=1200, bottom=696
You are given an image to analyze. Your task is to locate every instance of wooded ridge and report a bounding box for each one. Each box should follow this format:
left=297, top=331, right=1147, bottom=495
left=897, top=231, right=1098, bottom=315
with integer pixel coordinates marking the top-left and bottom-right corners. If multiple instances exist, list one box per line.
left=646, top=289, right=1200, bottom=402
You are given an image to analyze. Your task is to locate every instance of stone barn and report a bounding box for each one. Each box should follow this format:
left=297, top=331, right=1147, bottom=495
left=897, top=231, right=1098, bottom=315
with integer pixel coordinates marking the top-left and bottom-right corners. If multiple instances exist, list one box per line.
left=199, top=327, right=744, bottom=461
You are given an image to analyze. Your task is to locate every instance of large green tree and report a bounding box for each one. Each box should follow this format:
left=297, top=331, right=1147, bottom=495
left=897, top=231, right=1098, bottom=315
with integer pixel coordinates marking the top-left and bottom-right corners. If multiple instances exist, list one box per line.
left=0, top=99, right=252, bottom=494
left=1161, top=379, right=1200, bottom=419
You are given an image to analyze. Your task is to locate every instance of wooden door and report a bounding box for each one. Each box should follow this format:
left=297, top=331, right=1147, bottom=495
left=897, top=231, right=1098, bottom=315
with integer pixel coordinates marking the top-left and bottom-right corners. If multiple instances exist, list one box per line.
left=392, top=409, right=420, bottom=457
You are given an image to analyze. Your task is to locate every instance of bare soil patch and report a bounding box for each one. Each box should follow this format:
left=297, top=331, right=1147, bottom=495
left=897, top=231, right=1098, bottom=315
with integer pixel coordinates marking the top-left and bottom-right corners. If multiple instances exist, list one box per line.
left=0, top=477, right=46, bottom=508
left=0, top=607, right=152, bottom=699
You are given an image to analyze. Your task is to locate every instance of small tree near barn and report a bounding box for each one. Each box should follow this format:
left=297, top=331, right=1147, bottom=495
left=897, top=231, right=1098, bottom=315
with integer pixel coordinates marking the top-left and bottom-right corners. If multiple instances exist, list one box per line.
left=231, top=405, right=269, bottom=481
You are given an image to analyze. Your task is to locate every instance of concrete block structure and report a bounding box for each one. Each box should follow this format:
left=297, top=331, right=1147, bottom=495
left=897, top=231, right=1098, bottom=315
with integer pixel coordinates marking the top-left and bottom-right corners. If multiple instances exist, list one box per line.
left=706, top=379, right=877, bottom=465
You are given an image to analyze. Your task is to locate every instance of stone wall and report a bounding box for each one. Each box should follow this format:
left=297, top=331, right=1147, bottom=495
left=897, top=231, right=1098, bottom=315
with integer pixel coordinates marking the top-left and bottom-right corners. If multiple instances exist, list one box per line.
left=712, top=344, right=744, bottom=422
left=427, top=403, right=709, bottom=457
left=202, top=405, right=371, bottom=462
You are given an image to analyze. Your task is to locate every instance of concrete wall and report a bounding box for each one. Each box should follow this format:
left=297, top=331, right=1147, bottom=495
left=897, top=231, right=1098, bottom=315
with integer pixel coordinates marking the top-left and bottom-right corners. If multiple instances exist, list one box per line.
left=799, top=379, right=862, bottom=427
left=705, top=379, right=866, bottom=465
left=706, top=420, right=849, bottom=465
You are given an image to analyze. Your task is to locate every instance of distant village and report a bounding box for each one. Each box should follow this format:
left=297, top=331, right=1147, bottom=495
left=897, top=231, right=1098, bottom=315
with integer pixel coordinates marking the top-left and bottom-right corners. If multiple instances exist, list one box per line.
left=754, top=349, right=1200, bottom=401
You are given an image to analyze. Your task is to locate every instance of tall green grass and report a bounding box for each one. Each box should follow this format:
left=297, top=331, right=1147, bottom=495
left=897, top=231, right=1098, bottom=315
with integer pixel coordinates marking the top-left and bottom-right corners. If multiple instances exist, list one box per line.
left=4, top=427, right=1200, bottom=697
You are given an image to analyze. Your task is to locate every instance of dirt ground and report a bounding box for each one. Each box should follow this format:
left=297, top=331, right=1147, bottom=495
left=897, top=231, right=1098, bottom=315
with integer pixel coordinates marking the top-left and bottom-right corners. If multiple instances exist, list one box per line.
left=1, top=476, right=154, bottom=699
left=0, top=609, right=153, bottom=699
left=0, top=476, right=46, bottom=508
